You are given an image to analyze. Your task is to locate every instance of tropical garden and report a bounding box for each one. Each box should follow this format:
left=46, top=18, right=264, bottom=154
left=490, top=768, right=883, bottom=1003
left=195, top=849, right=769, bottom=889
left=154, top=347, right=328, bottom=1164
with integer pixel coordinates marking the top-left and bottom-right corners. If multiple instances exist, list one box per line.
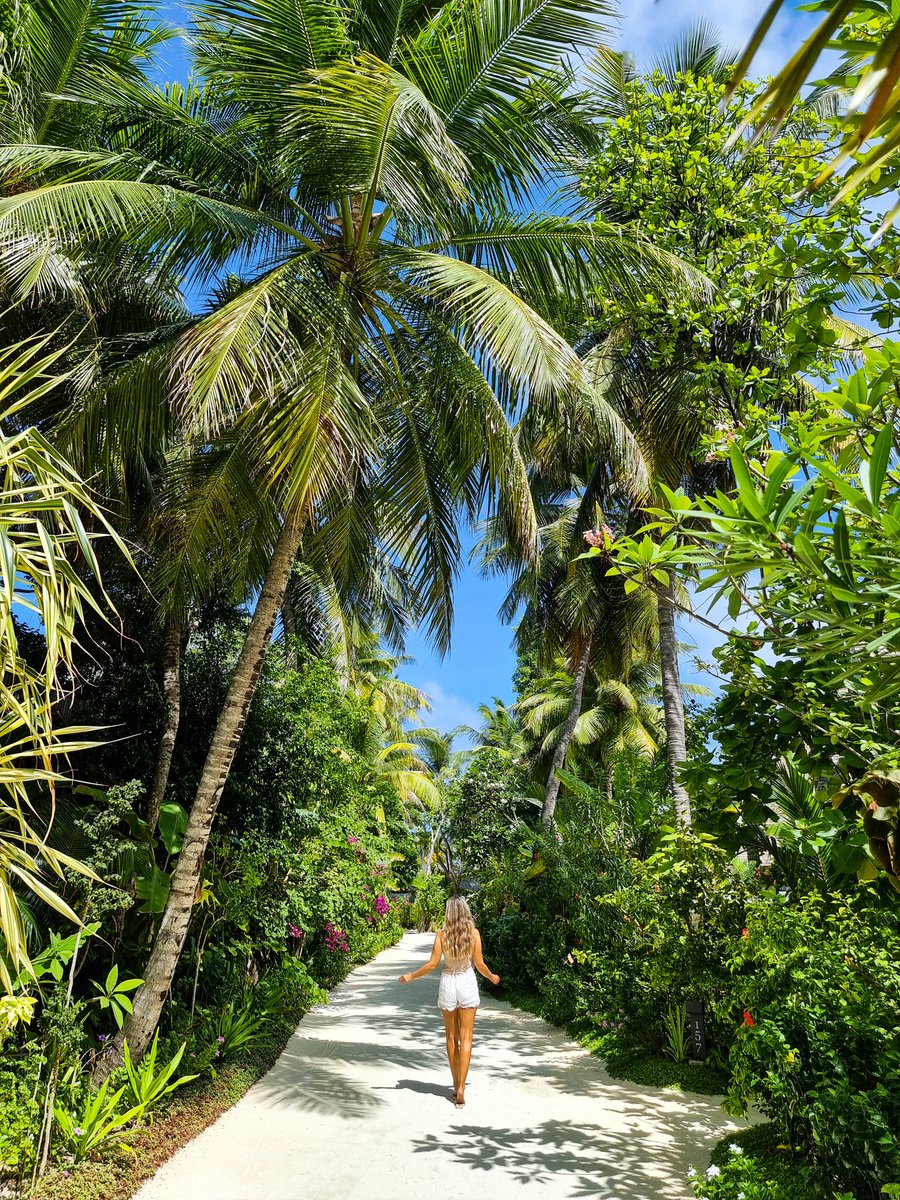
left=1, top=0, right=900, bottom=1196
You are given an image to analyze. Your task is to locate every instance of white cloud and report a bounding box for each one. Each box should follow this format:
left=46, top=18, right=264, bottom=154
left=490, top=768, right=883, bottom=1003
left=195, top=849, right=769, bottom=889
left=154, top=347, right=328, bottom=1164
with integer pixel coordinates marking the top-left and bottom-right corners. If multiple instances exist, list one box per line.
left=417, top=680, right=481, bottom=737
left=615, top=0, right=819, bottom=78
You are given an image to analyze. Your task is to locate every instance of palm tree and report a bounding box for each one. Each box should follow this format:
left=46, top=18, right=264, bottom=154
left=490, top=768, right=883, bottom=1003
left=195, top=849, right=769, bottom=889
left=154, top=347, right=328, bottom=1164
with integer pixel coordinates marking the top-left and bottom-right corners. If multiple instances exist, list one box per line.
left=5, top=0, right=698, bottom=1069
left=485, top=484, right=658, bottom=826
left=520, top=657, right=661, bottom=810
left=458, top=698, right=528, bottom=761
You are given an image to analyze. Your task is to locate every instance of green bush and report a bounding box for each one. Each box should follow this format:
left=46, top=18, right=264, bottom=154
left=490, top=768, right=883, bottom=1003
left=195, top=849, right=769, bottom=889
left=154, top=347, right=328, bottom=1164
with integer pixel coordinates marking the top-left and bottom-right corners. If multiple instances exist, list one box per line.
left=725, top=889, right=900, bottom=1198
left=408, top=873, right=451, bottom=931
left=691, top=1125, right=822, bottom=1200
left=0, top=1047, right=41, bottom=1176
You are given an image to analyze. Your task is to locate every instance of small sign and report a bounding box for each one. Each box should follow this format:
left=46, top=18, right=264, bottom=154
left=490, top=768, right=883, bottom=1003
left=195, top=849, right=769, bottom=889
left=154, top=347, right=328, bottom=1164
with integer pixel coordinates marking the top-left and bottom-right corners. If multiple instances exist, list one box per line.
left=686, top=1000, right=707, bottom=1062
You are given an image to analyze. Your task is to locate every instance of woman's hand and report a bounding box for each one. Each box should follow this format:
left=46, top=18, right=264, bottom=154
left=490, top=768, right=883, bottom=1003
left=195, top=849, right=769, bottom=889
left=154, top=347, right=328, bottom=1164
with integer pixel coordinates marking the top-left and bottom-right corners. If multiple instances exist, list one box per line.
left=399, top=973, right=412, bottom=984
left=491, top=973, right=500, bottom=986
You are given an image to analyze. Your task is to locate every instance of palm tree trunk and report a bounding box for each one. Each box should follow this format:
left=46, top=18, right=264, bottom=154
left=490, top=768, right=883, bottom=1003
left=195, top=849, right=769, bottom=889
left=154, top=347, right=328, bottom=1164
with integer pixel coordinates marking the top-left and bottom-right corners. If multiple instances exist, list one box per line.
left=281, top=591, right=297, bottom=670
left=541, top=635, right=591, bottom=829
left=145, top=612, right=183, bottom=833
left=96, top=512, right=304, bottom=1077
left=657, top=578, right=692, bottom=826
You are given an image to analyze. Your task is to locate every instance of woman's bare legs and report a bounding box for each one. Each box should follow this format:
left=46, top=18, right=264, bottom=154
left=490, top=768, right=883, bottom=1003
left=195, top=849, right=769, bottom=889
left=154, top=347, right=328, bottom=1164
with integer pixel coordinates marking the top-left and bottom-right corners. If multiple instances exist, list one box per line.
left=455, top=1007, right=476, bottom=1105
left=441, top=1009, right=460, bottom=1096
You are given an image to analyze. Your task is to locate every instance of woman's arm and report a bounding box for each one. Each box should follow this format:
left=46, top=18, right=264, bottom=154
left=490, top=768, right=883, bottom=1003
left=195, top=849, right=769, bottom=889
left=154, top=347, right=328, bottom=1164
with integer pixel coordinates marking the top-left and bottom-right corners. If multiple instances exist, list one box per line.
left=471, top=929, right=500, bottom=985
left=399, top=932, right=443, bottom=983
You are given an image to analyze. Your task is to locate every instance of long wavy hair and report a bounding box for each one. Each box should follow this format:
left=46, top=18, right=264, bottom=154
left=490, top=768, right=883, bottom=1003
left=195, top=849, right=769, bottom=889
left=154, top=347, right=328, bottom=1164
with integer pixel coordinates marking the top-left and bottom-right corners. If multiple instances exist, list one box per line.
left=443, top=896, right=475, bottom=960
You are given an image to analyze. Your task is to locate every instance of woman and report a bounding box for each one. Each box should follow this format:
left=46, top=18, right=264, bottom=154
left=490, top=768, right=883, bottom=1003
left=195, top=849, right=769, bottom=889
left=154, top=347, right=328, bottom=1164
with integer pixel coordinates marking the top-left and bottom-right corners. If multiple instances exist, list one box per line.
left=399, top=895, right=500, bottom=1107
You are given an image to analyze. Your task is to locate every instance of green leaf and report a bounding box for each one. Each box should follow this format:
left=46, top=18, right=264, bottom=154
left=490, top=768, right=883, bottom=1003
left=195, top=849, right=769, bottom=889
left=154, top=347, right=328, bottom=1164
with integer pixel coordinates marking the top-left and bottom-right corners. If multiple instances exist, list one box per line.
left=833, top=511, right=854, bottom=584
left=793, top=532, right=824, bottom=575
left=848, top=369, right=868, bottom=409
left=728, top=445, right=768, bottom=524
left=135, top=868, right=171, bottom=915
left=867, top=424, right=893, bottom=506
left=523, top=859, right=546, bottom=881
left=158, top=802, right=189, bottom=856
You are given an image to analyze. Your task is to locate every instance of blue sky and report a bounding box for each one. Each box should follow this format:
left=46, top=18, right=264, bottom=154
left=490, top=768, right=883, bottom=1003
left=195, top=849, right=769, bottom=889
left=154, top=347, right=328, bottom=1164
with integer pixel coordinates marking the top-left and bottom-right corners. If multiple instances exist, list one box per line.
left=149, top=0, right=821, bottom=734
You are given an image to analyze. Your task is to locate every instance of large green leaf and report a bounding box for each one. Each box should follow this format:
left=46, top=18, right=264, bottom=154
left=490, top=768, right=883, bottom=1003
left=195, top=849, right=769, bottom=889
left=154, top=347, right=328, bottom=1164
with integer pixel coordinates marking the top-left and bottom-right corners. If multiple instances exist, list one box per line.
left=157, top=802, right=189, bottom=856
left=135, top=868, right=172, bottom=914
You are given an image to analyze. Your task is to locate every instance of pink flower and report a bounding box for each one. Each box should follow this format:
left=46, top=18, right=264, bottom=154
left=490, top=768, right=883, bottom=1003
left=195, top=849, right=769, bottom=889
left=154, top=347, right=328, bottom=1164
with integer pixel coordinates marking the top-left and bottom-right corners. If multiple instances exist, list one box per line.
left=347, top=836, right=359, bottom=845
left=583, top=524, right=616, bottom=550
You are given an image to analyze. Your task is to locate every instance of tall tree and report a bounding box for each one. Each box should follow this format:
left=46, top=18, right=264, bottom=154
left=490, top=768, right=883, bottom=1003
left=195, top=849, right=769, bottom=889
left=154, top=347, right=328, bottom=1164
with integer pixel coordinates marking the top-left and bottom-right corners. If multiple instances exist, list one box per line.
left=576, top=30, right=884, bottom=821
left=0, top=0, right=697, bottom=1069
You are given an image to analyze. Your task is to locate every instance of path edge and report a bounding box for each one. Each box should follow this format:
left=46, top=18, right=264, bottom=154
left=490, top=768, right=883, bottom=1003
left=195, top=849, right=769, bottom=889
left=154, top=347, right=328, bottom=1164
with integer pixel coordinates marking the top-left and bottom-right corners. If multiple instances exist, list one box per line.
left=26, top=929, right=405, bottom=1200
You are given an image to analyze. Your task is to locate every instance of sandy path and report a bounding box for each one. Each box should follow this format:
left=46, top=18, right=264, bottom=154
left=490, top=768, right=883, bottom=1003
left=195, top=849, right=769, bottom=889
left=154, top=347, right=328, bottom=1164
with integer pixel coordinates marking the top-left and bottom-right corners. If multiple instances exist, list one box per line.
left=134, top=932, right=744, bottom=1200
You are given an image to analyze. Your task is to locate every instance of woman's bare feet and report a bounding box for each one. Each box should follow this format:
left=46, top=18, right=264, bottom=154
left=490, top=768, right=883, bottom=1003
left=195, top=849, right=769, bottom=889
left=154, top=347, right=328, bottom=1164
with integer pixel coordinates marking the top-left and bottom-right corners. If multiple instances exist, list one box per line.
left=454, top=1086, right=465, bottom=1107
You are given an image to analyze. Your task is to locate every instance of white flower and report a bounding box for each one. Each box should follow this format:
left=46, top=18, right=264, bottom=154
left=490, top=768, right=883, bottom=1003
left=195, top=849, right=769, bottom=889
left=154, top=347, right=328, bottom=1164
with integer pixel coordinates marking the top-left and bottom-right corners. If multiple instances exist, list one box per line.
left=687, top=1168, right=697, bottom=1179
left=737, top=1193, right=746, bottom=1199
left=706, top=1165, right=721, bottom=1179
left=728, top=1143, right=744, bottom=1155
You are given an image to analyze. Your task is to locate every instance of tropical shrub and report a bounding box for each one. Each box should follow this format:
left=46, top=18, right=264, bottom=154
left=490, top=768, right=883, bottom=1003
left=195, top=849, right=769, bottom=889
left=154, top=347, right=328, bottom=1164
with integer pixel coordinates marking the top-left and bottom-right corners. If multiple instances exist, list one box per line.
left=690, top=1125, right=822, bottom=1200
left=408, top=873, right=451, bottom=932
left=449, top=748, right=533, bottom=872
left=725, top=889, right=900, bottom=1197
left=0, top=1047, right=41, bottom=1175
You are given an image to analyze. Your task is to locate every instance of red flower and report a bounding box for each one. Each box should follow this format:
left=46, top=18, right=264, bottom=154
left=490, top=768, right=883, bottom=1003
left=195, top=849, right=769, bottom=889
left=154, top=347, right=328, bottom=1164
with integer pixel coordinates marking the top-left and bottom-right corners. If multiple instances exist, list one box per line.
left=741, top=927, right=748, bottom=938
left=743, top=1010, right=755, bottom=1027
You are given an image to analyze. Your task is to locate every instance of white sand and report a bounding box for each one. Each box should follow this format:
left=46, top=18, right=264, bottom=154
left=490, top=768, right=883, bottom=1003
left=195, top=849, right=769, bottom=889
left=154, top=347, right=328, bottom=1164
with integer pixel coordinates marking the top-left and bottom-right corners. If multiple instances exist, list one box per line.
left=134, top=932, right=745, bottom=1200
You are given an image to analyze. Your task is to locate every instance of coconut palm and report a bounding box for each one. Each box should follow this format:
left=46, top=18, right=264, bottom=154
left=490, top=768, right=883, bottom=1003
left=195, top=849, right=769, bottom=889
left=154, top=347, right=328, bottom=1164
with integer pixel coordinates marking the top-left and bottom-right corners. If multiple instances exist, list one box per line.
left=458, top=698, right=528, bottom=762
left=2, top=0, right=705, bottom=1068
left=519, top=657, right=661, bottom=807
left=484, top=481, right=657, bottom=827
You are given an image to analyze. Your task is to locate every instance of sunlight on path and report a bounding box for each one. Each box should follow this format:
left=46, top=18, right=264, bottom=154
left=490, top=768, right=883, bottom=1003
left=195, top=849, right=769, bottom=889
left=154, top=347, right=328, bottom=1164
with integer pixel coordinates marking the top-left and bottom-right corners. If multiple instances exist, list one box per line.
left=134, top=933, right=745, bottom=1199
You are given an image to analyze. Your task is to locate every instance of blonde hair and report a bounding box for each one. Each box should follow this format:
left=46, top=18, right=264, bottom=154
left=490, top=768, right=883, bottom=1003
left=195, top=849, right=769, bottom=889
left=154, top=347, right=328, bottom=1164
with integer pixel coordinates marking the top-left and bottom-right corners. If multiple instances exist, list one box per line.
left=443, top=896, right=475, bottom=960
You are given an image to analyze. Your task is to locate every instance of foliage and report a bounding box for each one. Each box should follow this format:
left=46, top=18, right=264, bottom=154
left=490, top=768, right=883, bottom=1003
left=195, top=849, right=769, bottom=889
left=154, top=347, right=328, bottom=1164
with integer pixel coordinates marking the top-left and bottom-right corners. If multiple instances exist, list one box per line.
left=53, top=1069, right=143, bottom=1164
left=0, top=336, right=130, bottom=992
left=662, top=1003, right=690, bottom=1063
left=477, top=828, right=631, bottom=1026
left=408, top=873, right=451, bottom=932
left=123, top=1033, right=197, bottom=1114
left=0, top=1046, right=41, bottom=1173
left=579, top=64, right=883, bottom=453
left=633, top=352, right=900, bottom=707
left=834, top=770, right=900, bottom=891
left=726, top=889, right=900, bottom=1196
left=691, top=1124, right=822, bottom=1200
left=449, top=747, right=534, bottom=873
left=728, top=0, right=900, bottom=224
left=89, top=966, right=144, bottom=1031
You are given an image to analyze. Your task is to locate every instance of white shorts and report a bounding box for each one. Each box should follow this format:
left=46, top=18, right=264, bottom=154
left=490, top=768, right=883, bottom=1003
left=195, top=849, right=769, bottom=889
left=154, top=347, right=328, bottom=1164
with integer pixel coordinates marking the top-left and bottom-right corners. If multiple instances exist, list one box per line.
left=438, top=967, right=480, bottom=1011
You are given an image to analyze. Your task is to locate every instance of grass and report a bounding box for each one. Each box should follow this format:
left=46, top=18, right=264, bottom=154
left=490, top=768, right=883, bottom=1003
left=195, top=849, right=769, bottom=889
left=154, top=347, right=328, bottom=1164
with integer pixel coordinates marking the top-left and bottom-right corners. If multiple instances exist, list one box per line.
left=497, top=984, right=729, bottom=1097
